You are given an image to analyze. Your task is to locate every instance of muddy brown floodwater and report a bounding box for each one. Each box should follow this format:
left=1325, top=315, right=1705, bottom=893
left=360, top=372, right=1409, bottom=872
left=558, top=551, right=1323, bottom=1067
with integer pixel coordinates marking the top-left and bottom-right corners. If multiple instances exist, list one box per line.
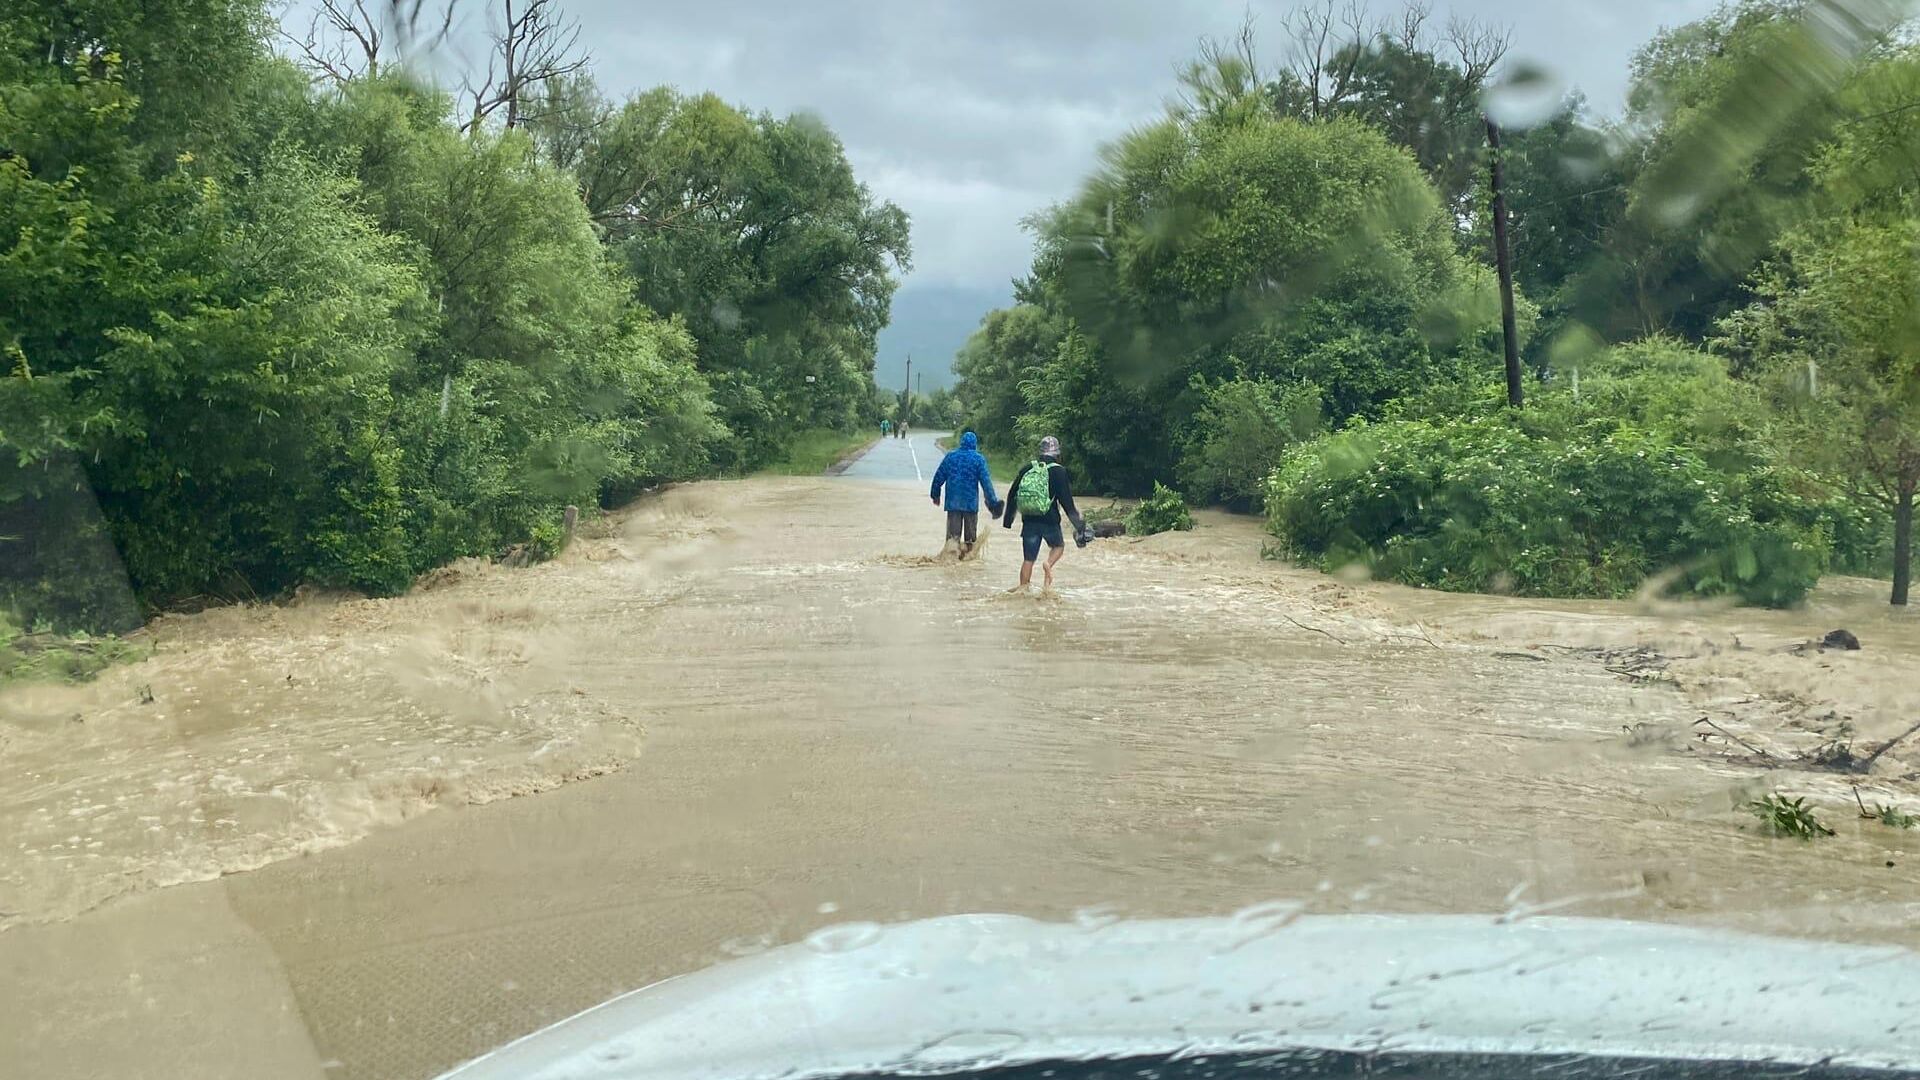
left=5, top=471, right=1920, bottom=1079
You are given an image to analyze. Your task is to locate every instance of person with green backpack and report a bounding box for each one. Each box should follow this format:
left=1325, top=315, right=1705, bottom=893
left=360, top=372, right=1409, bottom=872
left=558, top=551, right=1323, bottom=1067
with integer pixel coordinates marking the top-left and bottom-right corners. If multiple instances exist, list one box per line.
left=1000, top=435, right=1092, bottom=591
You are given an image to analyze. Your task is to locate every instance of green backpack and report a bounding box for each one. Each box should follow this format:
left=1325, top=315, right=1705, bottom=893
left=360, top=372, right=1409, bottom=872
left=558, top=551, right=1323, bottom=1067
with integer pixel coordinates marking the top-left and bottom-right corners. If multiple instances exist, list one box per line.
left=1015, top=460, right=1056, bottom=515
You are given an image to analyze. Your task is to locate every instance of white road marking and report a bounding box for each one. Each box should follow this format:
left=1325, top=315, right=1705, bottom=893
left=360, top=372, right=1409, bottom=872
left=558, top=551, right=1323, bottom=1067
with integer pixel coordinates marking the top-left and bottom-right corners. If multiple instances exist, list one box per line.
left=907, top=436, right=923, bottom=481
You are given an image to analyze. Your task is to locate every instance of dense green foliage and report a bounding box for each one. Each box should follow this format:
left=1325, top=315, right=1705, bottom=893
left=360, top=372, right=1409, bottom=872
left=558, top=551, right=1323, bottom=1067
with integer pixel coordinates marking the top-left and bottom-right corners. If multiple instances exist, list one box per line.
left=528, top=81, right=910, bottom=469
left=952, top=303, right=1064, bottom=454
left=1, top=0, right=906, bottom=631
left=1178, top=377, right=1324, bottom=510
left=910, top=386, right=966, bottom=430
left=954, top=0, right=1919, bottom=606
left=990, top=112, right=1508, bottom=495
left=1268, top=338, right=1877, bottom=606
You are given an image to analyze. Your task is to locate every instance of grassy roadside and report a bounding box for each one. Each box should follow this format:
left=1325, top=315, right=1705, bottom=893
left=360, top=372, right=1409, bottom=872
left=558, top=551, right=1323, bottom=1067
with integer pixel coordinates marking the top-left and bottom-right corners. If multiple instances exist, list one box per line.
left=1, top=615, right=148, bottom=688
left=757, top=428, right=878, bottom=476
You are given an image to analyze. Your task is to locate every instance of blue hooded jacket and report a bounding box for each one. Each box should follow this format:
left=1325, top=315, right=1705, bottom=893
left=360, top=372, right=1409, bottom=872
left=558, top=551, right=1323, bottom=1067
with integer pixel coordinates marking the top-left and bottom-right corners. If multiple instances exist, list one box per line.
left=930, top=432, right=999, bottom=514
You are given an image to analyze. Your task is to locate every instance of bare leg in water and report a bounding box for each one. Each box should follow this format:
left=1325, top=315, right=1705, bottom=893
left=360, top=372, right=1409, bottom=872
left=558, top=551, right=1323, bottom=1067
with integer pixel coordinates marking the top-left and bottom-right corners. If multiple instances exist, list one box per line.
left=1016, top=559, right=1035, bottom=590
left=1041, top=545, right=1064, bottom=590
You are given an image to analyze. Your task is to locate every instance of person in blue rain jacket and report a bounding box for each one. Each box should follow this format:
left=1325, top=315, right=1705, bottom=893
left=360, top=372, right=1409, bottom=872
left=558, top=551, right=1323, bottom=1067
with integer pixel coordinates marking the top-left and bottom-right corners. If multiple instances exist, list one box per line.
left=929, top=430, right=1002, bottom=559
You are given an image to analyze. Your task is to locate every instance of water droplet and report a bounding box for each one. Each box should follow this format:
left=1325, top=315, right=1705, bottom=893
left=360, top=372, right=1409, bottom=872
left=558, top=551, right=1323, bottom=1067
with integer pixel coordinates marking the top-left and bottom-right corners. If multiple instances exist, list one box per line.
left=1072, top=903, right=1123, bottom=930
left=1653, top=191, right=1704, bottom=227
left=1482, top=61, right=1565, bottom=130
left=805, top=921, right=884, bottom=954
left=719, top=933, right=774, bottom=957
left=1221, top=900, right=1307, bottom=951
left=905, top=1030, right=1026, bottom=1069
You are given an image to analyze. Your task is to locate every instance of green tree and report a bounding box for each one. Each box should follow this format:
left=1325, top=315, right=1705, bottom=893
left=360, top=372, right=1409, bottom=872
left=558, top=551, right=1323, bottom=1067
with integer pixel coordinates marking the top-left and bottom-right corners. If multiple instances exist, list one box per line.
left=1722, top=219, right=1920, bottom=605
left=1017, top=105, right=1505, bottom=493
left=531, top=87, right=911, bottom=468
left=4, top=5, right=732, bottom=622
left=950, top=304, right=1064, bottom=455
left=1550, top=0, right=1904, bottom=351
left=1713, top=43, right=1920, bottom=604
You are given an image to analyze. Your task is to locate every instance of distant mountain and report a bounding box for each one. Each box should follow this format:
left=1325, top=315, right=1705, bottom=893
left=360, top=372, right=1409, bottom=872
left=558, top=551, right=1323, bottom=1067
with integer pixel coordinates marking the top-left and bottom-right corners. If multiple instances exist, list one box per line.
left=873, top=282, right=1013, bottom=392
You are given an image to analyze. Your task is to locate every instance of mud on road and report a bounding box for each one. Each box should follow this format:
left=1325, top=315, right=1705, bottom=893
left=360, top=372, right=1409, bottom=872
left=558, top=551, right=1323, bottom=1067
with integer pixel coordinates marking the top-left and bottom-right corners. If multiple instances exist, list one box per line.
left=5, top=472, right=1919, bottom=1079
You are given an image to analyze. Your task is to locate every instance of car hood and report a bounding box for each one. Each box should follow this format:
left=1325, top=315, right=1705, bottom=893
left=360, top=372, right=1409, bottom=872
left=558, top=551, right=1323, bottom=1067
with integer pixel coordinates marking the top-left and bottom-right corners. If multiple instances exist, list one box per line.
left=437, top=911, right=1920, bottom=1079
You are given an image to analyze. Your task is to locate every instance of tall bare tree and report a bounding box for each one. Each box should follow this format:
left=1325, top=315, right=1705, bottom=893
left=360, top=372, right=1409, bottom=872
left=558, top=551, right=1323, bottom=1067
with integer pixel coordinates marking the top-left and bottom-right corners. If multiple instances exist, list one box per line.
left=278, top=0, right=457, bottom=85
left=1444, top=14, right=1512, bottom=84
left=461, top=0, right=590, bottom=132
left=1281, top=0, right=1376, bottom=117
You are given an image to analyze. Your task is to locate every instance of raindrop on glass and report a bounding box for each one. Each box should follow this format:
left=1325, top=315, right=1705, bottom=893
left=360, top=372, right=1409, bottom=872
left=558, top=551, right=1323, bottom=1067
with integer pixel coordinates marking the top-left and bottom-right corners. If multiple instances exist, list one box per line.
left=1482, top=61, right=1565, bottom=131
left=804, top=921, right=884, bottom=954
left=1073, top=903, right=1124, bottom=930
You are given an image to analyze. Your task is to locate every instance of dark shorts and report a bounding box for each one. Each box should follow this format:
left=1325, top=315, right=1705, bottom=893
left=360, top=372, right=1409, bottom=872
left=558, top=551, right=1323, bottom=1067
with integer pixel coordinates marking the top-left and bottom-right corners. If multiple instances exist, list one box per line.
left=1021, top=519, right=1064, bottom=561
left=945, top=510, right=978, bottom=544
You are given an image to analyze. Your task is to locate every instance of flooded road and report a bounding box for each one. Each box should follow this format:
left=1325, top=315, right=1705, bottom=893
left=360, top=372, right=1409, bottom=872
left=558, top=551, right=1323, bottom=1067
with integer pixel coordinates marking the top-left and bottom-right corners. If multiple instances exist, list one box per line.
left=6, top=458, right=1920, bottom=1079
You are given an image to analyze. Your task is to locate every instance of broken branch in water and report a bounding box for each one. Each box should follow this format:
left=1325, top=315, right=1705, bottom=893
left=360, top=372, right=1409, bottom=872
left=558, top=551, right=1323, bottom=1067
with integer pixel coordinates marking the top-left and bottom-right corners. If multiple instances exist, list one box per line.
left=1279, top=611, right=1346, bottom=645
left=1858, top=717, right=1920, bottom=773
left=1691, top=716, right=1774, bottom=764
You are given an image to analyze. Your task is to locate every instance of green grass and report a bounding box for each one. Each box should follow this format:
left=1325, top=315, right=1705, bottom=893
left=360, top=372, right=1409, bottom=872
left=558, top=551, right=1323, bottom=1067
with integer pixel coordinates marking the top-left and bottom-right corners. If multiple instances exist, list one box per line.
left=0, top=616, right=148, bottom=688
left=757, top=428, right=877, bottom=476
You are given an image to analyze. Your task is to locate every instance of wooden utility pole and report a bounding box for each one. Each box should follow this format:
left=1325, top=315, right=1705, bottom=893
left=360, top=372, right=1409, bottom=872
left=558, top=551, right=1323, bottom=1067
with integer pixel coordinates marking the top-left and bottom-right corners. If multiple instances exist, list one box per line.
left=903, top=354, right=912, bottom=423
left=1485, top=116, right=1523, bottom=408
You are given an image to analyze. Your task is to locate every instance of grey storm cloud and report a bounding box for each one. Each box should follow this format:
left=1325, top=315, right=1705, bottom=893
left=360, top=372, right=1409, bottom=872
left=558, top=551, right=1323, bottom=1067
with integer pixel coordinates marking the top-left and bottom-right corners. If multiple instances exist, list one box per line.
left=570, top=0, right=1720, bottom=289
left=349, top=0, right=1719, bottom=292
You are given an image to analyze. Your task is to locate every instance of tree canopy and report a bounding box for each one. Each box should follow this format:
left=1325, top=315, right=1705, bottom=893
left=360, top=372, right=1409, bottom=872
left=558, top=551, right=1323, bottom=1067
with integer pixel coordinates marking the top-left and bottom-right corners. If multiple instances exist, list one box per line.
left=2, top=0, right=907, bottom=629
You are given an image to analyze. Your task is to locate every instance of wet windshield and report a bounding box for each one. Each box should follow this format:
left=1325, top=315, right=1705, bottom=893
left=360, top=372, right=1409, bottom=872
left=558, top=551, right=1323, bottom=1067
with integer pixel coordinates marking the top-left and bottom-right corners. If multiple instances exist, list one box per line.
left=5, top=1, right=1920, bottom=1078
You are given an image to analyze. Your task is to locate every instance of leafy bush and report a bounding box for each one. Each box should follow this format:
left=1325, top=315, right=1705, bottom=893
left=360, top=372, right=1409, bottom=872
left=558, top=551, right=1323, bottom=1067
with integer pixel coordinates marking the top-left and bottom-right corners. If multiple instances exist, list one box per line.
left=1177, top=377, right=1323, bottom=509
left=1266, top=415, right=1834, bottom=607
left=1127, top=483, right=1195, bottom=536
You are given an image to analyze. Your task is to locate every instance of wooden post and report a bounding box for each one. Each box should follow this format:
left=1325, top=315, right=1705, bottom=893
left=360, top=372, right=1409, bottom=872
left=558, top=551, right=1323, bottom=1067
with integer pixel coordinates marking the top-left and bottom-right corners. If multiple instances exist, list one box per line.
left=562, top=504, right=578, bottom=550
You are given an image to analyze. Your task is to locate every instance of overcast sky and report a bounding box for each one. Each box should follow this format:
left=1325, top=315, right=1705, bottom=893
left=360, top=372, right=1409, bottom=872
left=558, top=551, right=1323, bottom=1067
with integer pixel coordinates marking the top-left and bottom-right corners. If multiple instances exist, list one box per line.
left=528, top=1, right=1718, bottom=288
left=319, top=0, right=1723, bottom=384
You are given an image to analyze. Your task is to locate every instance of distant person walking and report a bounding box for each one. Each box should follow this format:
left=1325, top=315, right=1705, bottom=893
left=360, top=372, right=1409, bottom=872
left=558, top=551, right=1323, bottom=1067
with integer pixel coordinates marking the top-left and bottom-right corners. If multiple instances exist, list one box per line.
left=880, top=418, right=892, bottom=438
left=929, top=430, right=1001, bottom=560
left=1001, top=435, right=1090, bottom=591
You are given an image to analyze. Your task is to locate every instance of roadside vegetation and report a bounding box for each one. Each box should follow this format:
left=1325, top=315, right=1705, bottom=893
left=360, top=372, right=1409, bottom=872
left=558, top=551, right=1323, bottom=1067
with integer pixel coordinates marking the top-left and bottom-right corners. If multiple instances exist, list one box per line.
left=758, top=429, right=878, bottom=477
left=950, top=0, right=1919, bottom=608
left=0, top=614, right=148, bottom=686
left=1, top=0, right=911, bottom=680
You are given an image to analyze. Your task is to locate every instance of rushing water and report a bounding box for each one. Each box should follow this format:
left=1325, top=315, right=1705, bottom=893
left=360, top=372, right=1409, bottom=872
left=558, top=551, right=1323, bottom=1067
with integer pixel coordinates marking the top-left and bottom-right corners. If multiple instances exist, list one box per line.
left=6, top=473, right=1919, bottom=1079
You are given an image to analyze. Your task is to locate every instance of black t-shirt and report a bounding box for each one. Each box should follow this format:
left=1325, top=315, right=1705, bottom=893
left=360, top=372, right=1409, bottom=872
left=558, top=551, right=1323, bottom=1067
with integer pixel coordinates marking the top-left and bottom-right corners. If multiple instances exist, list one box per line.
left=1001, top=460, right=1083, bottom=530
